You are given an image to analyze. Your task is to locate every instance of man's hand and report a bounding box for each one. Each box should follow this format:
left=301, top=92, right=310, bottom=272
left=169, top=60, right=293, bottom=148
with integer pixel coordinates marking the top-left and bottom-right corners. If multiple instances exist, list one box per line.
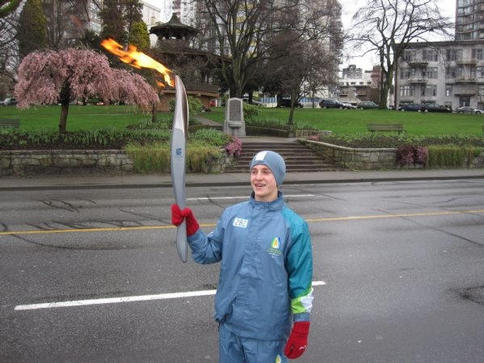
left=284, top=321, right=310, bottom=359
left=171, top=204, right=200, bottom=236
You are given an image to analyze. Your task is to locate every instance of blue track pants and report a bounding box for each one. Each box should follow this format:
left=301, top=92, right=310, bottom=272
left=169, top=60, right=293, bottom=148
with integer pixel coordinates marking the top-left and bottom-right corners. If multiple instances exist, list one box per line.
left=219, top=323, right=288, bottom=363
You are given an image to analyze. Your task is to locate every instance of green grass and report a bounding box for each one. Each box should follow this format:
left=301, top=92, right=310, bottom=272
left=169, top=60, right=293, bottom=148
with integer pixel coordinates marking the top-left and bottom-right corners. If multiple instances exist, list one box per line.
left=206, top=107, right=484, bottom=136
left=0, top=105, right=167, bottom=132
left=2, top=105, right=484, bottom=137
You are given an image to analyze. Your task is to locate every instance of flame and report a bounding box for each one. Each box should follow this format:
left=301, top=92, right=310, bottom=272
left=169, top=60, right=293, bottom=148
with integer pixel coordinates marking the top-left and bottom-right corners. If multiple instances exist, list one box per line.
left=101, top=38, right=174, bottom=87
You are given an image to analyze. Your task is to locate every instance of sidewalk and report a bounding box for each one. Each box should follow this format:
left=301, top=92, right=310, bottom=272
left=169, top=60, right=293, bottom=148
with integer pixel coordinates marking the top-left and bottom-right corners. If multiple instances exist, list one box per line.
left=1, top=168, right=483, bottom=191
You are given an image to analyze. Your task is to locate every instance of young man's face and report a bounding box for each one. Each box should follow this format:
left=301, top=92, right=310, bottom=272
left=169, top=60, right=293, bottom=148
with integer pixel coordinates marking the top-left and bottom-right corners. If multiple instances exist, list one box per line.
left=250, top=164, right=278, bottom=202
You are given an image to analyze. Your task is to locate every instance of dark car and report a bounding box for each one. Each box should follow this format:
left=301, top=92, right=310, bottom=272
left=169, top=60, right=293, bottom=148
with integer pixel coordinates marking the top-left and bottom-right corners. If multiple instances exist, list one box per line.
left=2, top=97, right=17, bottom=106
left=278, top=98, right=303, bottom=108
left=422, top=104, right=452, bottom=113
left=357, top=101, right=379, bottom=109
left=398, top=103, right=423, bottom=112
left=455, top=106, right=484, bottom=114
left=319, top=99, right=344, bottom=109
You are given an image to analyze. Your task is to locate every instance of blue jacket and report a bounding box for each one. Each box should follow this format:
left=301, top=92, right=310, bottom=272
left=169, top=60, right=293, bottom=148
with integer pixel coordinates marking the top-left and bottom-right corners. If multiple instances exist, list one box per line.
left=187, top=192, right=313, bottom=340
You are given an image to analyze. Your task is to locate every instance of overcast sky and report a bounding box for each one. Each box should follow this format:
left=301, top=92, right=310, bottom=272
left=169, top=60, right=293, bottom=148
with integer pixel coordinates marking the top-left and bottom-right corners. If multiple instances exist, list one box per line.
left=341, top=0, right=456, bottom=69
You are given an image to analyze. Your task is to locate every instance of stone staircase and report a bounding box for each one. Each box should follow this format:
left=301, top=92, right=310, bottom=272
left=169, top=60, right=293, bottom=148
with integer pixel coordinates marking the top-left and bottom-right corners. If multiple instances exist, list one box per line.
left=226, top=140, right=337, bottom=173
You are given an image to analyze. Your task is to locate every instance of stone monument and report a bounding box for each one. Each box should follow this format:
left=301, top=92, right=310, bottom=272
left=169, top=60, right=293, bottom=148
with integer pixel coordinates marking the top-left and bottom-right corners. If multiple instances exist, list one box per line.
left=223, top=98, right=246, bottom=137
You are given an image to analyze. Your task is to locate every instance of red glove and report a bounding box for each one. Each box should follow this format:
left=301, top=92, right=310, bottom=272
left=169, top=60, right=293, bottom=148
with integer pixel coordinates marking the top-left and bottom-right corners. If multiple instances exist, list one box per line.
left=284, top=321, right=310, bottom=359
left=171, top=204, right=200, bottom=236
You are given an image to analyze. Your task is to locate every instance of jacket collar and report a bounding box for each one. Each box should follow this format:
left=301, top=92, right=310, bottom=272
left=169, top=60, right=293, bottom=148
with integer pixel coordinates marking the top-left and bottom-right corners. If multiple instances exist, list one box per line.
left=249, top=191, right=284, bottom=210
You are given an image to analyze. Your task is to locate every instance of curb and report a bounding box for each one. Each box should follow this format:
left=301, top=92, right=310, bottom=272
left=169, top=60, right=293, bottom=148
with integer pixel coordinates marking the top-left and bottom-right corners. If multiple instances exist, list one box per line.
left=1, top=173, right=483, bottom=191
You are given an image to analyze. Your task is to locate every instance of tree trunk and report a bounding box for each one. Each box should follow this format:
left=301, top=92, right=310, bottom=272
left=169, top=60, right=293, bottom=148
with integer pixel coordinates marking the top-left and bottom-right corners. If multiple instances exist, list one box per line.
left=59, top=102, right=69, bottom=134
left=151, top=103, right=157, bottom=123
left=58, top=81, right=70, bottom=134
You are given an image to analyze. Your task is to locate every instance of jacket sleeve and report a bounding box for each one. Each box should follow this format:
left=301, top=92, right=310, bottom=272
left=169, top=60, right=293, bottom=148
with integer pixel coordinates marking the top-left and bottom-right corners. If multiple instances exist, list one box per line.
left=286, top=220, right=313, bottom=322
left=187, top=211, right=226, bottom=264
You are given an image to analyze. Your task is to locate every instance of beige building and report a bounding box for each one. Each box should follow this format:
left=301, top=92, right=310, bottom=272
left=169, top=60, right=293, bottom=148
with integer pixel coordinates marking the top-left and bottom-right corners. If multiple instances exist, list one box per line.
left=397, top=40, right=484, bottom=109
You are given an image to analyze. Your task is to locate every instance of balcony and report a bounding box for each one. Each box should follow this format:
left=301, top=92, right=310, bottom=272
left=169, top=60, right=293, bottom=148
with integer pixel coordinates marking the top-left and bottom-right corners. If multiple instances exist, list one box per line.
left=456, top=58, right=477, bottom=65
left=408, top=77, right=428, bottom=84
left=407, top=59, right=429, bottom=67
left=455, top=77, right=477, bottom=84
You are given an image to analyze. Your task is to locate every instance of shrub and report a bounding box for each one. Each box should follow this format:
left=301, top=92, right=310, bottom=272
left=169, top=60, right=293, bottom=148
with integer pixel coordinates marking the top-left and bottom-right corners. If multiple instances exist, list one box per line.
left=190, top=128, right=231, bottom=147
left=0, top=128, right=171, bottom=149
left=186, top=143, right=223, bottom=172
left=125, top=143, right=170, bottom=173
left=396, top=145, right=428, bottom=167
left=169, top=96, right=204, bottom=115
left=243, top=103, right=260, bottom=121
left=125, top=142, right=224, bottom=173
left=427, top=145, right=482, bottom=168
left=225, top=137, right=242, bottom=157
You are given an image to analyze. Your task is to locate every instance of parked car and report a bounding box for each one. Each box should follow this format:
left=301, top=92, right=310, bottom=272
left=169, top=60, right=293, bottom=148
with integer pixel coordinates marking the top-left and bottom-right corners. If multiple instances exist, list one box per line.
left=357, top=100, right=379, bottom=109
left=1, top=97, right=17, bottom=106
left=341, top=102, right=357, bottom=109
left=455, top=106, right=484, bottom=114
left=277, top=98, right=303, bottom=108
left=319, top=99, right=344, bottom=109
left=422, top=104, right=452, bottom=113
left=398, top=103, right=423, bottom=112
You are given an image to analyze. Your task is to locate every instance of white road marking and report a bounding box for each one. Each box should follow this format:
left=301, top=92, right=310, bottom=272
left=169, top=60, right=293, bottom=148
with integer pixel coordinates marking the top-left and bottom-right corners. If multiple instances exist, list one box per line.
left=14, top=280, right=326, bottom=311
left=187, top=194, right=315, bottom=201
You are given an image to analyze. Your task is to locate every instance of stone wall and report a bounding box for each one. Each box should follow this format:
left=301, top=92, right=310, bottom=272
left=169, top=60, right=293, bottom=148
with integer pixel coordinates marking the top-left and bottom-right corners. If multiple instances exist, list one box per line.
left=299, top=139, right=484, bottom=170
left=299, top=139, right=397, bottom=169
left=0, top=150, right=133, bottom=176
left=0, top=149, right=236, bottom=176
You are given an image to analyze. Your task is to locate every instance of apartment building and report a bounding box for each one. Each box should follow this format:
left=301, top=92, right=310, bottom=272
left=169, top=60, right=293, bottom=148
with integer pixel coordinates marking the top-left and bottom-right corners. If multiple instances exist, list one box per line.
left=398, top=40, right=484, bottom=109
left=455, top=0, right=484, bottom=41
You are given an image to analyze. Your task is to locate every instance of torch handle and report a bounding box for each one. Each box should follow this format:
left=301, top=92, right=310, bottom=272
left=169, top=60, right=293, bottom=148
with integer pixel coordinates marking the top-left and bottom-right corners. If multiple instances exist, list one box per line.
left=176, top=221, right=188, bottom=262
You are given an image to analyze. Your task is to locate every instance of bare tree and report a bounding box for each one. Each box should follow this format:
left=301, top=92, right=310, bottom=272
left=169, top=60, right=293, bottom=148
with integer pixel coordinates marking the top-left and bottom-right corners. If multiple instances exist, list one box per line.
left=350, top=0, right=452, bottom=108
left=195, top=0, right=296, bottom=97
left=262, top=0, right=343, bottom=128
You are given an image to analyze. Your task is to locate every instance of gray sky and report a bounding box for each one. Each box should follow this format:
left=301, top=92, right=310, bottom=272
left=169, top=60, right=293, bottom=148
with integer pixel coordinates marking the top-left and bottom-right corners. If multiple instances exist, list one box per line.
left=341, top=0, right=456, bottom=69
left=146, top=0, right=457, bottom=70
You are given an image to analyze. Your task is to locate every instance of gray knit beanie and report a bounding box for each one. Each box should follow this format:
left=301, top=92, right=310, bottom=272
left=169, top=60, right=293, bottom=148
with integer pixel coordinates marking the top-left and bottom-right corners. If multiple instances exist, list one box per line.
left=249, top=150, right=286, bottom=186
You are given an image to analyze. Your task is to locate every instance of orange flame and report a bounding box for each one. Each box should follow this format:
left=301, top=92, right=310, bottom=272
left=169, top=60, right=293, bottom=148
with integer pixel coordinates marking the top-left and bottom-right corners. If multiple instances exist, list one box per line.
left=101, top=38, right=175, bottom=87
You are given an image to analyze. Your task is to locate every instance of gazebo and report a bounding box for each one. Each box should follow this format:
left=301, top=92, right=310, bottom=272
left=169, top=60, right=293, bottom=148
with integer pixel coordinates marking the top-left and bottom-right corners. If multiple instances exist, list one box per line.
left=150, top=14, right=223, bottom=111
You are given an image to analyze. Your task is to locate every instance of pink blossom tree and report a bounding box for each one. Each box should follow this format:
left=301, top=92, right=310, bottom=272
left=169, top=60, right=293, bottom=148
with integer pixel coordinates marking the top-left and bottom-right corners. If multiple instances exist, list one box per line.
left=14, top=48, right=159, bottom=134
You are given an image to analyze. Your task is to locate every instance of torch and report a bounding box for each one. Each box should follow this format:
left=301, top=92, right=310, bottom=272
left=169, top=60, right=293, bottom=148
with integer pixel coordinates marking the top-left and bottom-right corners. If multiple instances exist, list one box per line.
left=101, top=39, right=189, bottom=262
left=170, top=75, right=189, bottom=262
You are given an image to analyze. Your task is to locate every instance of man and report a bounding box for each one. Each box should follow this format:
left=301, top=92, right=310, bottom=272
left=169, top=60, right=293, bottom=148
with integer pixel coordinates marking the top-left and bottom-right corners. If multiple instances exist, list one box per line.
left=171, top=150, right=313, bottom=362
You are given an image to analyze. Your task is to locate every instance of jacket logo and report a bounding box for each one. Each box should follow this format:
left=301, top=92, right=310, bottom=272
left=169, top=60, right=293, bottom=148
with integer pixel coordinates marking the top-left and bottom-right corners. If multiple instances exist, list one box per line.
left=267, top=237, right=282, bottom=257
left=233, top=217, right=248, bottom=228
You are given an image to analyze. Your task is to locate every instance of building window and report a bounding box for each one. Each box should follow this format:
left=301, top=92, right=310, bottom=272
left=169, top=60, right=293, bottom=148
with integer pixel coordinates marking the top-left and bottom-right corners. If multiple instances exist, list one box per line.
left=423, top=67, right=438, bottom=79
left=422, top=85, right=437, bottom=97
left=400, top=68, right=410, bottom=79
left=423, top=49, right=438, bottom=61
left=445, top=85, right=452, bottom=97
left=477, top=66, right=484, bottom=77
left=446, top=49, right=463, bottom=61
left=479, top=86, right=484, bottom=96
left=445, top=67, right=456, bottom=78
left=403, top=50, right=416, bottom=62
left=472, top=48, right=483, bottom=60
left=400, top=85, right=415, bottom=97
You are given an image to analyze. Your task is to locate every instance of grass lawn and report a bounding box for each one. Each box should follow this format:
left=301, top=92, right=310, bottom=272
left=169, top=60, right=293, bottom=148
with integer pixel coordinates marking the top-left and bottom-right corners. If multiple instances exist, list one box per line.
left=206, top=107, right=484, bottom=136
left=2, top=105, right=484, bottom=137
left=0, top=105, right=171, bottom=132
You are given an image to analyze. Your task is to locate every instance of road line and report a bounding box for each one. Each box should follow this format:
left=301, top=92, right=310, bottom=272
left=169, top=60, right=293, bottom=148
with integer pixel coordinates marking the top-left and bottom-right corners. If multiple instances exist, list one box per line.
left=14, top=280, right=326, bottom=311
left=1, top=209, right=483, bottom=237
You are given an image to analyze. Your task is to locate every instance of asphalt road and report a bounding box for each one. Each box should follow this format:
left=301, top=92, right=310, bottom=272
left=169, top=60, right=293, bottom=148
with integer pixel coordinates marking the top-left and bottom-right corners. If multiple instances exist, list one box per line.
left=1, top=179, right=483, bottom=362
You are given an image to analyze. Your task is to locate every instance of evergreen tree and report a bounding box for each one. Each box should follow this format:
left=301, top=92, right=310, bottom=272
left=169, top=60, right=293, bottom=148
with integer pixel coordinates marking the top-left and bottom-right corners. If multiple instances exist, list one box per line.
left=128, top=21, right=149, bottom=51
left=99, top=0, right=127, bottom=44
left=17, top=0, right=47, bottom=59
left=0, top=0, right=21, bottom=18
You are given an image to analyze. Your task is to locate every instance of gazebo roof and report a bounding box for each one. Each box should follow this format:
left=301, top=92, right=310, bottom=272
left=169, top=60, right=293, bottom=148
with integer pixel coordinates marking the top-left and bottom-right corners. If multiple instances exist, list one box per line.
left=150, top=14, right=198, bottom=40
